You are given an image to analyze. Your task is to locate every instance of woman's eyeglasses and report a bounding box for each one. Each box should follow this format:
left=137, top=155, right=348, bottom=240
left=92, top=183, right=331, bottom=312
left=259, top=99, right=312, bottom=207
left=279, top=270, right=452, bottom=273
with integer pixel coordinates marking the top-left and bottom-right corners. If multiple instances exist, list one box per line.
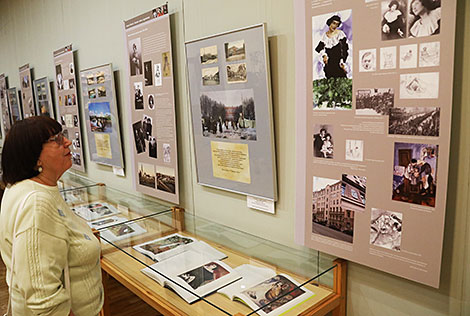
left=47, top=132, right=66, bottom=146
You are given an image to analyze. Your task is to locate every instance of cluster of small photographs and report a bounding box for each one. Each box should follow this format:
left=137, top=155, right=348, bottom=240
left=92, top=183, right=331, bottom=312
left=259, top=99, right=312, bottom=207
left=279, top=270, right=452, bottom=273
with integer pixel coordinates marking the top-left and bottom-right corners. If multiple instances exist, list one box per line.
left=137, top=162, right=176, bottom=194
left=200, top=89, right=256, bottom=141
left=87, top=71, right=107, bottom=100
left=35, top=81, right=52, bottom=117
left=55, top=63, right=75, bottom=92
left=312, top=174, right=366, bottom=244
left=60, top=114, right=79, bottom=129
left=151, top=3, right=168, bottom=19
left=129, top=37, right=170, bottom=81
left=88, top=102, right=112, bottom=133
left=359, top=42, right=440, bottom=73
left=200, top=39, right=247, bottom=87
left=370, top=208, right=403, bottom=251
left=241, top=275, right=306, bottom=314
left=381, top=0, right=441, bottom=40
left=312, top=10, right=353, bottom=110
left=178, top=262, right=229, bottom=290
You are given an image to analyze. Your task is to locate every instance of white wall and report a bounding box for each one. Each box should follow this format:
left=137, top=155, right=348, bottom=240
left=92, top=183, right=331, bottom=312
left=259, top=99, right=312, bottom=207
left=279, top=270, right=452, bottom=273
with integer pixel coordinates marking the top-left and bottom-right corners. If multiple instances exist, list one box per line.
left=0, top=0, right=468, bottom=314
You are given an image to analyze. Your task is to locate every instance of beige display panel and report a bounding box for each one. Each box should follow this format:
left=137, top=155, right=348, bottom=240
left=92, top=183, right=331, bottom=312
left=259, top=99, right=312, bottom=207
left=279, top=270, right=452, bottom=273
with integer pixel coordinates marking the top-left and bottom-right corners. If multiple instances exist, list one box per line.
left=294, top=0, right=457, bottom=287
left=18, top=63, right=35, bottom=118
left=124, top=5, right=179, bottom=204
left=0, top=74, right=10, bottom=137
left=53, top=44, right=85, bottom=172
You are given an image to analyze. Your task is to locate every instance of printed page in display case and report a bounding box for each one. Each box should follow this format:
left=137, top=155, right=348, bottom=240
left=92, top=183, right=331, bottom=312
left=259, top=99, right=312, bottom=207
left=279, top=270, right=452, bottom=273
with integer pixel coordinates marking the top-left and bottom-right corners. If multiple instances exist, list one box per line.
left=185, top=24, right=277, bottom=201
left=33, top=77, right=55, bottom=119
left=123, top=4, right=179, bottom=204
left=18, top=63, right=36, bottom=118
left=294, top=0, right=457, bottom=287
left=79, top=63, right=124, bottom=168
left=53, top=44, right=85, bottom=172
left=0, top=74, right=10, bottom=137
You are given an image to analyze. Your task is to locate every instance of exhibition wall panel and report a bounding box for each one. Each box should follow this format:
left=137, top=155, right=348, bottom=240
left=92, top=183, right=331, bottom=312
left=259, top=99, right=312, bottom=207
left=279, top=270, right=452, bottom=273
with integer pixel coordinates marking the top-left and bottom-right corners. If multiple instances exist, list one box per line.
left=18, top=63, right=35, bottom=118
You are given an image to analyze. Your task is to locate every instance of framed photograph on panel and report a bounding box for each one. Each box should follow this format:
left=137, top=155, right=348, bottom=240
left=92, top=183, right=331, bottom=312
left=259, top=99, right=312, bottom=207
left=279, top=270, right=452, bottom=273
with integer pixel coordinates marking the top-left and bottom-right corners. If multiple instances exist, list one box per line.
left=0, top=74, right=11, bottom=136
left=18, top=64, right=36, bottom=118
left=186, top=24, right=277, bottom=201
left=7, top=87, right=22, bottom=125
left=53, top=44, right=85, bottom=172
left=79, top=64, right=124, bottom=169
left=33, top=77, right=55, bottom=118
left=124, top=4, right=179, bottom=204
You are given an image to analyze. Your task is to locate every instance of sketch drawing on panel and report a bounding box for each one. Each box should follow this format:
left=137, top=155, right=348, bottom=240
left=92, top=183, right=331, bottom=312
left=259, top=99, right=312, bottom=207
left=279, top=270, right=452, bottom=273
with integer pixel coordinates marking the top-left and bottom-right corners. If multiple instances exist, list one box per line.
left=399, top=44, right=418, bottom=69
left=370, top=208, right=403, bottom=251
left=389, top=107, right=440, bottom=136
left=163, top=143, right=171, bottom=163
left=312, top=10, right=353, bottom=109
left=400, top=72, right=439, bottom=99
left=419, top=42, right=440, bottom=67
left=345, top=140, right=364, bottom=162
left=381, top=0, right=407, bottom=40
left=355, top=88, right=394, bottom=115
left=359, top=49, right=377, bottom=72
left=200, top=89, right=256, bottom=141
left=392, top=142, right=438, bottom=207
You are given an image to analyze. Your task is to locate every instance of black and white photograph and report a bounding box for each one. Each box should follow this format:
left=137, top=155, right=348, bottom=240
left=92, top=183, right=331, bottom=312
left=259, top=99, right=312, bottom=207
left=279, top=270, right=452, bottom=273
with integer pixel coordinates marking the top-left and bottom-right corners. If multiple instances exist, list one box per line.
left=419, top=41, right=440, bottom=67
left=72, top=152, right=81, bottom=165
left=200, top=89, right=256, bottom=140
left=370, top=208, right=403, bottom=251
left=73, top=132, right=81, bottom=150
left=312, top=10, right=353, bottom=109
left=392, top=142, right=438, bottom=207
left=162, top=51, right=171, bottom=77
left=240, top=274, right=306, bottom=314
left=400, top=44, right=418, bottom=69
left=134, top=82, right=144, bottom=109
left=380, top=46, right=397, bottom=69
left=408, top=0, right=441, bottom=38
left=144, top=60, right=153, bottom=86
left=359, top=49, right=377, bottom=72
left=200, top=45, right=218, bottom=64
left=178, top=262, right=229, bottom=290
left=226, top=63, right=247, bottom=84
left=381, top=0, right=407, bottom=40
left=202, top=67, right=220, bottom=86
left=149, top=136, right=157, bottom=159
left=138, top=162, right=156, bottom=188
left=313, top=124, right=334, bottom=159
left=148, top=94, right=155, bottom=110
left=60, top=115, right=65, bottom=125
left=224, top=40, right=246, bottom=62
left=341, top=174, right=366, bottom=213
left=132, top=120, right=146, bottom=154
left=163, top=143, right=171, bottom=163
left=154, top=63, right=162, bottom=86
left=156, top=166, right=176, bottom=194
left=97, top=86, right=106, bottom=98
left=345, top=139, right=364, bottom=162
left=389, top=107, right=440, bottom=136
left=356, top=88, right=394, bottom=115
left=96, top=72, right=105, bottom=84
left=69, top=62, right=74, bottom=75
left=56, top=64, right=63, bottom=90
left=69, top=78, right=75, bottom=89
left=400, top=72, right=439, bottom=99
left=129, top=37, right=143, bottom=76
left=73, top=115, right=79, bottom=127
left=312, top=176, right=354, bottom=243
left=142, top=114, right=153, bottom=140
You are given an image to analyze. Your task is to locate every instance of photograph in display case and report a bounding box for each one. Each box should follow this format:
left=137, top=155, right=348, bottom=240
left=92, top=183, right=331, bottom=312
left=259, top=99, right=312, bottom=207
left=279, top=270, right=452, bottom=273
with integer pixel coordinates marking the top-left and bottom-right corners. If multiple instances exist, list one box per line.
left=71, top=201, right=120, bottom=221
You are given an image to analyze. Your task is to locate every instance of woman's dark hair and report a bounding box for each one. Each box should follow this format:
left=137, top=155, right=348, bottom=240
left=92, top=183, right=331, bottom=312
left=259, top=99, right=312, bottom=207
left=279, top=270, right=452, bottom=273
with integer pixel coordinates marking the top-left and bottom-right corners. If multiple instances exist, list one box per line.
left=389, top=0, right=400, bottom=8
left=326, top=15, right=342, bottom=26
left=411, top=0, right=440, bottom=14
left=1, top=116, right=62, bottom=186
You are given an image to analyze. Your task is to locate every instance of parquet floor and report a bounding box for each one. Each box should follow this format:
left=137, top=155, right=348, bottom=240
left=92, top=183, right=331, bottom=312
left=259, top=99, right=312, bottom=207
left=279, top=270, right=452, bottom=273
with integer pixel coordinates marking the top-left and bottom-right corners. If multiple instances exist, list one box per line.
left=0, top=259, right=161, bottom=316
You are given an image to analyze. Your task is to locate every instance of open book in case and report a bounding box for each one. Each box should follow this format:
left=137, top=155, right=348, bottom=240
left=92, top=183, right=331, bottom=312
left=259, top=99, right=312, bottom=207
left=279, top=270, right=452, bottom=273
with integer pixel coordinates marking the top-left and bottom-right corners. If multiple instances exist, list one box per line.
left=59, top=172, right=347, bottom=316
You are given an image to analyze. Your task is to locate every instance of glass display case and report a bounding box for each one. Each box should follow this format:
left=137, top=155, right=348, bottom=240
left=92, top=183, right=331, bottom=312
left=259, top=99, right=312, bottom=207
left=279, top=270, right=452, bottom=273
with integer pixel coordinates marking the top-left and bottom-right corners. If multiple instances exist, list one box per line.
left=59, top=176, right=347, bottom=316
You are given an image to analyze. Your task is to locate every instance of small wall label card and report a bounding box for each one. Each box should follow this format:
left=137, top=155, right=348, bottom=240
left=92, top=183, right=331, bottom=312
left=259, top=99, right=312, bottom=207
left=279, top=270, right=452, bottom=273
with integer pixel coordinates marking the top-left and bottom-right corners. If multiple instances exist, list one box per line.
left=185, top=24, right=277, bottom=201
left=53, top=44, right=85, bottom=172
left=294, top=0, right=457, bottom=288
left=79, top=63, right=124, bottom=169
left=18, top=63, right=36, bottom=118
left=124, top=4, right=179, bottom=204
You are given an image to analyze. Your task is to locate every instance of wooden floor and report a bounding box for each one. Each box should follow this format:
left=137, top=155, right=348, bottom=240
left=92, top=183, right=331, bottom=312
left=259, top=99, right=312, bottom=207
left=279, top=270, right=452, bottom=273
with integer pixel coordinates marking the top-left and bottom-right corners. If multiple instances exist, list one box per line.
left=0, top=259, right=161, bottom=316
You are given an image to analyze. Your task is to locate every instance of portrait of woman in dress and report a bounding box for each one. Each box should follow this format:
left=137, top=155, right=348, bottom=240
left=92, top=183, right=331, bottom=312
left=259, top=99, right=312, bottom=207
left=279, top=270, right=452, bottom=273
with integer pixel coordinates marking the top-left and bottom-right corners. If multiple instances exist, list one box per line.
left=408, top=0, right=441, bottom=37
left=381, top=0, right=406, bottom=40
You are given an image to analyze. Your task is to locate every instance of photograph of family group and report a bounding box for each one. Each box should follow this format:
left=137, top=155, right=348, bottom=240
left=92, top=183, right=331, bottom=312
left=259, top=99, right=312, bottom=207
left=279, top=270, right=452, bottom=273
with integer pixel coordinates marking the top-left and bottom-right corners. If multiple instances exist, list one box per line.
left=313, top=124, right=333, bottom=159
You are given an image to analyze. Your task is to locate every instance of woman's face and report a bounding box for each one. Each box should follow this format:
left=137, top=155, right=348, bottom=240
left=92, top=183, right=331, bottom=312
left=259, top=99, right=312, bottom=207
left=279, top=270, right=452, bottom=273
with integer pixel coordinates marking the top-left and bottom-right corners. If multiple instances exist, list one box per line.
left=411, top=0, right=425, bottom=15
left=390, top=4, right=398, bottom=10
left=329, top=20, right=340, bottom=31
left=38, top=132, right=72, bottom=180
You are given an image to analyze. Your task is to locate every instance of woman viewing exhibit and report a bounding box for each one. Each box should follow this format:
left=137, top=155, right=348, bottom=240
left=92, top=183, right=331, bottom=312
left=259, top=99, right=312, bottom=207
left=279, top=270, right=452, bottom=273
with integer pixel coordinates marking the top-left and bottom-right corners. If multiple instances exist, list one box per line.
left=0, top=117, right=103, bottom=316
left=314, top=15, right=349, bottom=78
left=409, top=0, right=441, bottom=37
